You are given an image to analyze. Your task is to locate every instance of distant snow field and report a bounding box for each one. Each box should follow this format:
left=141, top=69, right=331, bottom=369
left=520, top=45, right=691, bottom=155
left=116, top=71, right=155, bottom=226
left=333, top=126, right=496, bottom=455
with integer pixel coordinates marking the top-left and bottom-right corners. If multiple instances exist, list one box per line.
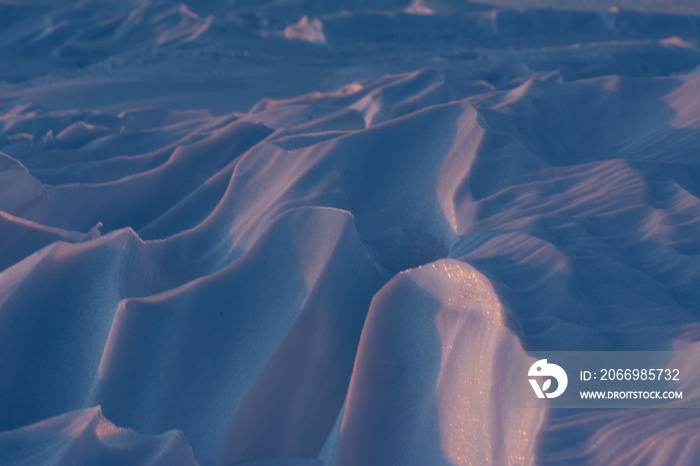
left=1, top=1, right=699, bottom=465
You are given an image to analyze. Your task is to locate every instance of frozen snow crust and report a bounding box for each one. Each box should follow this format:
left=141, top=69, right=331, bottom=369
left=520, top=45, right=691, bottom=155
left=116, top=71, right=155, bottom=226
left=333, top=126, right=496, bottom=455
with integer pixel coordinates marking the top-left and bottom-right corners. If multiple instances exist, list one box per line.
left=1, top=0, right=700, bottom=465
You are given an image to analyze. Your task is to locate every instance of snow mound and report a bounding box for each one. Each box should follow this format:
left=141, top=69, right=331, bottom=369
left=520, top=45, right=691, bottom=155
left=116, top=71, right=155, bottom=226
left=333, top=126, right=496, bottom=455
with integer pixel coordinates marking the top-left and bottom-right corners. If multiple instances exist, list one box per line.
left=0, top=406, right=197, bottom=466
left=283, top=16, right=326, bottom=44
left=334, top=259, right=544, bottom=465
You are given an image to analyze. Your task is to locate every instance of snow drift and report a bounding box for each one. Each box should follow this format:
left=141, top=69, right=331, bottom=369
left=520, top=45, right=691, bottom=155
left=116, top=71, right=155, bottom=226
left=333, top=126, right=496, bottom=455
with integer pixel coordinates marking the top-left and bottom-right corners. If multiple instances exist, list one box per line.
left=1, top=0, right=700, bottom=465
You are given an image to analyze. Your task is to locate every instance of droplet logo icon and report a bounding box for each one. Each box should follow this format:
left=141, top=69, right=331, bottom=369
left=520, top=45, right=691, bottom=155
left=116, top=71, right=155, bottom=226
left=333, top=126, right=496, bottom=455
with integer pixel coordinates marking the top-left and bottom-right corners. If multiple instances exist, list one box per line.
left=528, top=359, right=568, bottom=399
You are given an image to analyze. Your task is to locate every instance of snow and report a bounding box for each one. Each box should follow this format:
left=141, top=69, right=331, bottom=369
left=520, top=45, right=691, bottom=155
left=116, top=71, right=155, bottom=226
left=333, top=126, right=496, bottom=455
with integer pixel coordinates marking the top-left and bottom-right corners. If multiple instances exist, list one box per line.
left=0, top=406, right=197, bottom=466
left=335, top=260, right=544, bottom=466
left=0, top=0, right=699, bottom=465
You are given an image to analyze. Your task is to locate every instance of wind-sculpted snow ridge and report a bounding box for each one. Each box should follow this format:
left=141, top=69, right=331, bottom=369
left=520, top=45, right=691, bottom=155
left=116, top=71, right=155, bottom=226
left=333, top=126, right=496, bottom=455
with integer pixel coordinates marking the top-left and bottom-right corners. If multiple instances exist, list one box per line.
left=1, top=0, right=700, bottom=465
left=0, top=406, right=198, bottom=466
left=332, top=260, right=544, bottom=466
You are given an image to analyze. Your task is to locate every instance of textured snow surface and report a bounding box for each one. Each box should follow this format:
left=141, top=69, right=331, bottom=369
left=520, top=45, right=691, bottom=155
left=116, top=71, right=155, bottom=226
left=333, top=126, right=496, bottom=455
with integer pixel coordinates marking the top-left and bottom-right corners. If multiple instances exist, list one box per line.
left=0, top=406, right=197, bottom=466
left=1, top=0, right=700, bottom=465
